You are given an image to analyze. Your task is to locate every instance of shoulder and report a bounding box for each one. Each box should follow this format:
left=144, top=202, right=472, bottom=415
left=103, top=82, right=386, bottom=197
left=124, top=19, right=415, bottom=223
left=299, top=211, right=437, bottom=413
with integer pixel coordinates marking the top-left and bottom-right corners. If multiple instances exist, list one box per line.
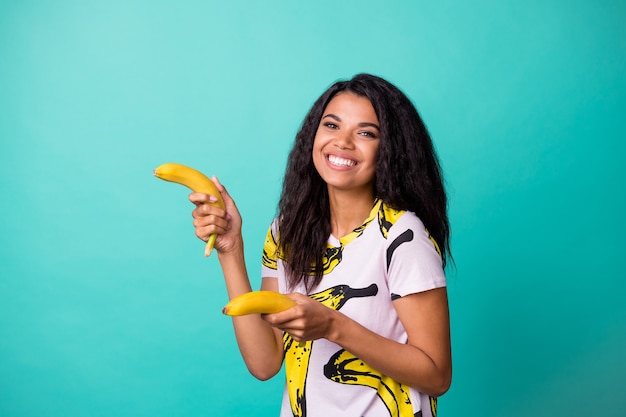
left=264, top=218, right=280, bottom=244
left=377, top=201, right=426, bottom=238
left=379, top=203, right=442, bottom=260
left=262, top=218, right=281, bottom=268
left=382, top=206, right=447, bottom=293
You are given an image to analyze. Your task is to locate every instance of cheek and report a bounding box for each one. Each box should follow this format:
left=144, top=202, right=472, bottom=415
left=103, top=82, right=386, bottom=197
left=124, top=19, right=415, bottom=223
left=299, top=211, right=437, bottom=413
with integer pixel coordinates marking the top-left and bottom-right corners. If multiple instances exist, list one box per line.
left=365, top=143, right=380, bottom=165
left=312, top=132, right=330, bottom=156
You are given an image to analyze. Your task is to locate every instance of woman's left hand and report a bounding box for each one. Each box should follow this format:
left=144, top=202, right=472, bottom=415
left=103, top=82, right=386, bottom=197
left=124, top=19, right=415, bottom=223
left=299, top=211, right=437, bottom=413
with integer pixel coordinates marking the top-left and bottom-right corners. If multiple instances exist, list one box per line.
left=261, top=293, right=337, bottom=342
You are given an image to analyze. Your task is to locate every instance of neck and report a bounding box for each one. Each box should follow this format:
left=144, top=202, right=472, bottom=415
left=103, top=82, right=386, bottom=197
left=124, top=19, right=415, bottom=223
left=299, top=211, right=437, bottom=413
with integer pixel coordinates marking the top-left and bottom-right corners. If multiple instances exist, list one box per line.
left=328, top=188, right=376, bottom=238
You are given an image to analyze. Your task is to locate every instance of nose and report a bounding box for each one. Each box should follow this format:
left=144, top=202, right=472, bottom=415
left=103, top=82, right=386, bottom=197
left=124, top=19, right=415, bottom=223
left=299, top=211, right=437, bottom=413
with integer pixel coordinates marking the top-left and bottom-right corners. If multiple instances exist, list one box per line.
left=333, top=129, right=354, bottom=150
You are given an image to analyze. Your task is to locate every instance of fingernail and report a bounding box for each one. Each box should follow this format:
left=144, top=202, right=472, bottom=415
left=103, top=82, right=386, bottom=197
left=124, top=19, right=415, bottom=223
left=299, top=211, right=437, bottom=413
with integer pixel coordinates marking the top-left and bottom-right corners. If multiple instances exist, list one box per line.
left=208, top=195, right=218, bottom=203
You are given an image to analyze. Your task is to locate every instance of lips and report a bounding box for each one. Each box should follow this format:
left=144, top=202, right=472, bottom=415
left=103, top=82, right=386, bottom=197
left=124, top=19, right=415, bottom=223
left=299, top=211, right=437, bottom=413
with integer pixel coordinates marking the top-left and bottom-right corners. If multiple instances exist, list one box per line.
left=327, top=154, right=357, bottom=167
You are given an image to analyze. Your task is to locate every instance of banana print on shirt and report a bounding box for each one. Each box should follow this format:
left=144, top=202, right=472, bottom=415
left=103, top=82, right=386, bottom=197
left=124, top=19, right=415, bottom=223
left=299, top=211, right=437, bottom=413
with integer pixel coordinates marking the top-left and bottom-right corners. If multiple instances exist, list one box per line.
left=283, top=284, right=379, bottom=417
left=377, top=199, right=404, bottom=238
left=323, top=349, right=413, bottom=417
left=323, top=350, right=438, bottom=417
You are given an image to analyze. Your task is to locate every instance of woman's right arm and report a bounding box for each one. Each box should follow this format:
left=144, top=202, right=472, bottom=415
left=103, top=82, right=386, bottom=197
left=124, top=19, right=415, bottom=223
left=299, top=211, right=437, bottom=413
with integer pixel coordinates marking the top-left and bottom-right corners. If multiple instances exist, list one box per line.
left=189, top=178, right=284, bottom=380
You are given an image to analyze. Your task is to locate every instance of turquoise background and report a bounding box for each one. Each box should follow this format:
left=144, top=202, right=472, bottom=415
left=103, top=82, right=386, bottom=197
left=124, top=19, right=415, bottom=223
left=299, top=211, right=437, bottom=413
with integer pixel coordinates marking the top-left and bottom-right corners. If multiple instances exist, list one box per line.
left=1, top=0, right=625, bottom=416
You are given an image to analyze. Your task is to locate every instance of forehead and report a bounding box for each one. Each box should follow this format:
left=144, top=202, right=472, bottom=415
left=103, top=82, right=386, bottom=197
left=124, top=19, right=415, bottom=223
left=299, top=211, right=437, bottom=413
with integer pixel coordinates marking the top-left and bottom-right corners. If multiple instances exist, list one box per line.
left=323, top=92, right=378, bottom=121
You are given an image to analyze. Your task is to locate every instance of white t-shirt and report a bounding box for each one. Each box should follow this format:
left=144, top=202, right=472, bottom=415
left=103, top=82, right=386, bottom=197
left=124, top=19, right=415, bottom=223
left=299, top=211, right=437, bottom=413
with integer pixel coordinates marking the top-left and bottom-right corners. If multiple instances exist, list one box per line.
left=261, top=199, right=446, bottom=417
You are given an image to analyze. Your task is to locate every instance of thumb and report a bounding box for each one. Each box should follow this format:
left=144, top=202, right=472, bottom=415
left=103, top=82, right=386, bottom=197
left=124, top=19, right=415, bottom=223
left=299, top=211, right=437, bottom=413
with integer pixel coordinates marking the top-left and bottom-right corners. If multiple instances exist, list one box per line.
left=211, top=176, right=235, bottom=207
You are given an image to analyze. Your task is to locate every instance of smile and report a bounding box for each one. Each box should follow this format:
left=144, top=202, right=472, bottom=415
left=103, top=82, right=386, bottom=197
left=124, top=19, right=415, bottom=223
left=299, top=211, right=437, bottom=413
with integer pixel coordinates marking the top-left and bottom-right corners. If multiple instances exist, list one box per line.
left=328, top=155, right=357, bottom=167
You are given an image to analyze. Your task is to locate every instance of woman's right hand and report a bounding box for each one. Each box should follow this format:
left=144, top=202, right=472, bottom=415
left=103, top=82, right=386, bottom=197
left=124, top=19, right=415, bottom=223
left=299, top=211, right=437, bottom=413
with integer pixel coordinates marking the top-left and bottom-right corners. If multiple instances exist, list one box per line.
left=189, top=176, right=243, bottom=254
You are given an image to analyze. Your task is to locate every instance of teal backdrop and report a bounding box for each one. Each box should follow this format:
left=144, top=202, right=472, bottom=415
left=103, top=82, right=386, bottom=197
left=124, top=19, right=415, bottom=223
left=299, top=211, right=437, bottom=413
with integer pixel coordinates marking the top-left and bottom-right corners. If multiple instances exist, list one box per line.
left=1, top=1, right=625, bottom=416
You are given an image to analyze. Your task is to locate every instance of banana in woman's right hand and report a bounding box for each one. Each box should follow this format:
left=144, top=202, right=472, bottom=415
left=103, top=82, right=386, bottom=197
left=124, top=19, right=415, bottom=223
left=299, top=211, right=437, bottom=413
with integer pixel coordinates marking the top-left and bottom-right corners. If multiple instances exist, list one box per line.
left=222, top=291, right=297, bottom=316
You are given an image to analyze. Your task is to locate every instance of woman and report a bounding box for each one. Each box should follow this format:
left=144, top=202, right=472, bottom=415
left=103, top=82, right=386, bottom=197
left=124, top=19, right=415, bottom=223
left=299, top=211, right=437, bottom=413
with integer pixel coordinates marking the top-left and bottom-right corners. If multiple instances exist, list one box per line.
left=190, top=73, right=452, bottom=417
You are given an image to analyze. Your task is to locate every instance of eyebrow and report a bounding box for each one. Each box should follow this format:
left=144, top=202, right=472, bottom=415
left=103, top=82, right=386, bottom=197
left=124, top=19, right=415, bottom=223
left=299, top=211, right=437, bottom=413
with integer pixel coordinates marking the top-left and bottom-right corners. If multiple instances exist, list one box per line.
left=322, top=113, right=380, bottom=131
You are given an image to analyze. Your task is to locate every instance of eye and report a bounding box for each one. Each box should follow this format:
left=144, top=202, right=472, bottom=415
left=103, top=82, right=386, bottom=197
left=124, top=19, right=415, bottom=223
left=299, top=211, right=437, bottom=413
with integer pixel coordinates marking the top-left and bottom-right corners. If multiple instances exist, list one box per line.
left=323, top=122, right=338, bottom=129
left=359, top=130, right=378, bottom=139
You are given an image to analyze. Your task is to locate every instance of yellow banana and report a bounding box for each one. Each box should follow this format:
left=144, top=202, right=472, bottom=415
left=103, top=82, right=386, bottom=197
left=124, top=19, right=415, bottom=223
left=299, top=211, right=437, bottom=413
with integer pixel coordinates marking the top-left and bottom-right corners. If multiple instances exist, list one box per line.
left=153, top=162, right=225, bottom=257
left=222, top=291, right=296, bottom=316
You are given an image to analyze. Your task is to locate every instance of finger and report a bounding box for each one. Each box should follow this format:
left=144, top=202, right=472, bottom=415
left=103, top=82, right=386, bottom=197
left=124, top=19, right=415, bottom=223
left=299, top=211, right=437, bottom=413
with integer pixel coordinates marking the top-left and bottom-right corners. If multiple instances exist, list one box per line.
left=195, top=230, right=210, bottom=242
left=191, top=204, right=227, bottom=222
left=262, top=306, right=302, bottom=327
left=286, top=292, right=308, bottom=302
left=189, top=192, right=220, bottom=206
left=194, top=224, right=226, bottom=242
left=211, top=176, right=226, bottom=193
left=210, top=177, right=238, bottom=207
left=192, top=214, right=228, bottom=231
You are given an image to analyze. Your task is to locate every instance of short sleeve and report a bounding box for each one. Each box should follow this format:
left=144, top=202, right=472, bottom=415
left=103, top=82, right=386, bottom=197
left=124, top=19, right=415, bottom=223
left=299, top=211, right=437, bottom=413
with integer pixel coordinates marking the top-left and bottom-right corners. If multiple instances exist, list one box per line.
left=386, top=213, right=446, bottom=298
left=261, top=219, right=280, bottom=278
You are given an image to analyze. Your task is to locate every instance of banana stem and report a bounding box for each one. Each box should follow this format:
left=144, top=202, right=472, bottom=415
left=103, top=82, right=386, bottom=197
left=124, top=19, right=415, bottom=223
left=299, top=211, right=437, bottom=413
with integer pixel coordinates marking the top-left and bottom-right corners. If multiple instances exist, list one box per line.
left=204, top=234, right=217, bottom=257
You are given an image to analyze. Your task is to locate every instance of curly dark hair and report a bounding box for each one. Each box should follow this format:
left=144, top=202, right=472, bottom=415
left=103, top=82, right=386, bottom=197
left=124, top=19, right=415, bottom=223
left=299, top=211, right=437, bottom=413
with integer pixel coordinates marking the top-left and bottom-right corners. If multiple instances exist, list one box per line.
left=278, top=73, right=451, bottom=291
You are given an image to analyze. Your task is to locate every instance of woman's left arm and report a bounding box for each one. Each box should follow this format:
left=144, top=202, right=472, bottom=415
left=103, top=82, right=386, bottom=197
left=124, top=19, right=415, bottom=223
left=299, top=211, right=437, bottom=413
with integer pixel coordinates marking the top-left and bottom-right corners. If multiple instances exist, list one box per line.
left=265, top=287, right=452, bottom=397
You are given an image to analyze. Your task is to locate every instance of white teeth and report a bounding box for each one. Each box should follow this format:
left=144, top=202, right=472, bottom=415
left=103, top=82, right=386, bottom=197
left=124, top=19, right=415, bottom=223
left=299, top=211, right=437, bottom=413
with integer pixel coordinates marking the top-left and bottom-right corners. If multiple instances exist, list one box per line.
left=328, top=155, right=356, bottom=167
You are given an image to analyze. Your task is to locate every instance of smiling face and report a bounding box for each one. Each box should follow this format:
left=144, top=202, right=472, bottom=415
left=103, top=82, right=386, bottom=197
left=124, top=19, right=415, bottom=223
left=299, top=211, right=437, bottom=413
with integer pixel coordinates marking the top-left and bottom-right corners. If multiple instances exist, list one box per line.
left=312, top=92, right=381, bottom=197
